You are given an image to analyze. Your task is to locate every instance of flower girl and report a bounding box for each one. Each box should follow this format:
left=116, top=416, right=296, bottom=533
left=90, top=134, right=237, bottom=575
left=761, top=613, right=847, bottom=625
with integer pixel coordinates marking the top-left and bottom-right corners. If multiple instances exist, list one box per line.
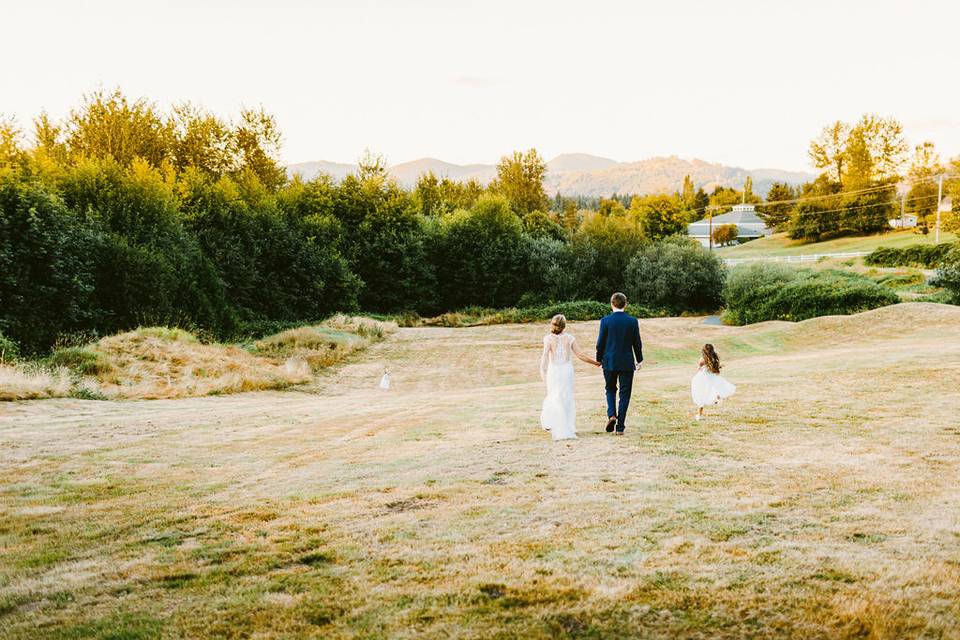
left=691, top=344, right=736, bottom=420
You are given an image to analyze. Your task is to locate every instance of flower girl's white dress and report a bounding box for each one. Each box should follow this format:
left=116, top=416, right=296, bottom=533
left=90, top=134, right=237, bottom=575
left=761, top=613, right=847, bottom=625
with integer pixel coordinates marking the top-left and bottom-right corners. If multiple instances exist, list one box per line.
left=691, top=362, right=736, bottom=407
left=540, top=333, right=577, bottom=441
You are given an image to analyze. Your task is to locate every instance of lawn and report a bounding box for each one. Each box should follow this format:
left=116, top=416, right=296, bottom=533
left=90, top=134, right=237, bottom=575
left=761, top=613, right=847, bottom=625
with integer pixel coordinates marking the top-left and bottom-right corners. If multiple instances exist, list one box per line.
left=717, top=229, right=957, bottom=259
left=2, top=304, right=960, bottom=639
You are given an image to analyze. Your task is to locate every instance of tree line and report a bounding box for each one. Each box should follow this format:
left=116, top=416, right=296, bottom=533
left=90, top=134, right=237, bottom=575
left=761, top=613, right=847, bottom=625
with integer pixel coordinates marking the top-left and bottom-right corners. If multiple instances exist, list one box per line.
left=2, top=92, right=955, bottom=354
left=0, top=90, right=728, bottom=354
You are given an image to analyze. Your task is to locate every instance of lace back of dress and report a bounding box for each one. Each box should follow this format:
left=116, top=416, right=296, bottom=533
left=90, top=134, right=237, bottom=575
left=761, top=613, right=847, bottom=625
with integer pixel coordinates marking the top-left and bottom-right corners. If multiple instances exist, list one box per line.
left=555, top=335, right=566, bottom=362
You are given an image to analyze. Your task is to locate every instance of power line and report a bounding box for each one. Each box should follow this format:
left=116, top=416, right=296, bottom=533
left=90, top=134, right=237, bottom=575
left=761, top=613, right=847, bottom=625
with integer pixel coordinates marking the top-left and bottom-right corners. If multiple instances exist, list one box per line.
left=686, top=172, right=959, bottom=220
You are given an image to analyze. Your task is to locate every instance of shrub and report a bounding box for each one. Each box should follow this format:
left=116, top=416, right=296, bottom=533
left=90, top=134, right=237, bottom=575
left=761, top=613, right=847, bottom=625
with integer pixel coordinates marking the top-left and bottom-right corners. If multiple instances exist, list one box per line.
left=721, top=263, right=798, bottom=325
left=0, top=333, right=19, bottom=364
left=626, top=237, right=726, bottom=314
left=935, top=248, right=960, bottom=304
left=723, top=264, right=899, bottom=325
left=864, top=243, right=957, bottom=268
left=523, top=237, right=584, bottom=303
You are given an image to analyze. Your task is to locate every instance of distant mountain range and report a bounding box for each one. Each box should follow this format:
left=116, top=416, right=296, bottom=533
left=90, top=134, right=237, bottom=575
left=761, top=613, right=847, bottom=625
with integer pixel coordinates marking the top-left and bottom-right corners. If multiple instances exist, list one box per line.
left=286, top=153, right=815, bottom=197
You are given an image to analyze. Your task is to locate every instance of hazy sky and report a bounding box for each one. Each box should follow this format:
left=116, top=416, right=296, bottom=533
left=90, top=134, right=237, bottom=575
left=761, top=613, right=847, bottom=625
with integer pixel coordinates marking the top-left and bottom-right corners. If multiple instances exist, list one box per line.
left=4, top=0, right=958, bottom=171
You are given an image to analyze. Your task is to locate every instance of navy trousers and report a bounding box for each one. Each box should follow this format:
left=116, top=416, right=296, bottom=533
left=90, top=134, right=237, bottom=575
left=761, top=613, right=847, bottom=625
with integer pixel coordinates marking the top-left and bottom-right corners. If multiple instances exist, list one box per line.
left=603, top=368, right=634, bottom=431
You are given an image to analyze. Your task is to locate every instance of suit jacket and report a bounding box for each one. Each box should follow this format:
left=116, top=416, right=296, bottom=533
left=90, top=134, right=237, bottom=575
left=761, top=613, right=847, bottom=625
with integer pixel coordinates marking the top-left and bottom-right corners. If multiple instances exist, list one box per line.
left=596, top=311, right=643, bottom=371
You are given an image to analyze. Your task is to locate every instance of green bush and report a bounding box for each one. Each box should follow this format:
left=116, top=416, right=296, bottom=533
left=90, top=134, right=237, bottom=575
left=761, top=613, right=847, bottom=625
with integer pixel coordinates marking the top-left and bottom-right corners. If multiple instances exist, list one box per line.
left=0, top=333, right=19, bottom=363
left=723, top=264, right=899, bottom=325
left=625, top=237, right=726, bottom=314
left=864, top=243, right=957, bottom=268
left=523, top=237, right=588, bottom=303
left=934, top=248, right=960, bottom=304
left=721, top=263, right=797, bottom=325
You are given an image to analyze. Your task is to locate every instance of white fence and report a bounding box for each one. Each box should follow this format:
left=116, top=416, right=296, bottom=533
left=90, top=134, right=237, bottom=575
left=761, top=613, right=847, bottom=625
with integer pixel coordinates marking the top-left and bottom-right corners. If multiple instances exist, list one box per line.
left=722, top=251, right=870, bottom=266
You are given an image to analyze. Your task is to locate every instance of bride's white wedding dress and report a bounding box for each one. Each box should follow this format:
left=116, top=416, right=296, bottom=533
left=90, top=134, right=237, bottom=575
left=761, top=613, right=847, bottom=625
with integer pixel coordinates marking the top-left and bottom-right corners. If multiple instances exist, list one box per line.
left=540, top=333, right=577, bottom=441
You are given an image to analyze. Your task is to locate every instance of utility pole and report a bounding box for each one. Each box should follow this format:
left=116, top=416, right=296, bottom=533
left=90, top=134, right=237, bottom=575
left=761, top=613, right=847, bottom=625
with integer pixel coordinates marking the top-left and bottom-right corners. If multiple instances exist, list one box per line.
left=900, top=188, right=906, bottom=230
left=936, top=173, right=944, bottom=244
left=706, top=207, right=713, bottom=251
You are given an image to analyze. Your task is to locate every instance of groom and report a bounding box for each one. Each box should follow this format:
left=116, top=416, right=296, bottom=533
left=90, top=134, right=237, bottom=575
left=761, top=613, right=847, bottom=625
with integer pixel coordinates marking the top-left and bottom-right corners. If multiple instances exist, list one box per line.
left=596, top=292, right=643, bottom=435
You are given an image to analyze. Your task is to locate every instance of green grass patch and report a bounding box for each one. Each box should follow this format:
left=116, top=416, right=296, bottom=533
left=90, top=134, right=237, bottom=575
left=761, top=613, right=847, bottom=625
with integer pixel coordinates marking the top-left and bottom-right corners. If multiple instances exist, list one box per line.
left=717, top=229, right=957, bottom=258
left=45, top=346, right=113, bottom=376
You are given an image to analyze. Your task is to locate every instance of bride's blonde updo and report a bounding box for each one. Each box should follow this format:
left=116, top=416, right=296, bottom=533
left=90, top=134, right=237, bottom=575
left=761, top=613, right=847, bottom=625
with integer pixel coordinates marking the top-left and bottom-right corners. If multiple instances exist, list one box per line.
left=550, top=314, right=567, bottom=334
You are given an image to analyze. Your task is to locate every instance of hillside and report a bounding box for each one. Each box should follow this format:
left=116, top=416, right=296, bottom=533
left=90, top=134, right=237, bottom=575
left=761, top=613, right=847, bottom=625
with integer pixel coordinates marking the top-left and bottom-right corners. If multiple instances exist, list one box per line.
left=717, top=229, right=958, bottom=258
left=2, top=303, right=959, bottom=638
left=387, top=157, right=496, bottom=185
left=286, top=154, right=814, bottom=196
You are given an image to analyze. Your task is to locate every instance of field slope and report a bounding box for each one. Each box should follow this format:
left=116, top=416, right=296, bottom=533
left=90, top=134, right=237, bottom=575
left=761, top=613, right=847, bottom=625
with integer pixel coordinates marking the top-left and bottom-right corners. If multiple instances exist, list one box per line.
left=717, top=229, right=957, bottom=258
left=1, top=303, right=959, bottom=639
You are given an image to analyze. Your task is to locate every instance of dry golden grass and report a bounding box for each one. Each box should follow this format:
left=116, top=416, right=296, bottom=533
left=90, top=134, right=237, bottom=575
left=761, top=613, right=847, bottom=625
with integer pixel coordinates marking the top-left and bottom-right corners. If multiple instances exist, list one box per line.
left=0, top=319, right=394, bottom=402
left=84, top=327, right=310, bottom=400
left=1, top=303, right=958, bottom=638
left=252, top=316, right=395, bottom=371
left=0, top=364, right=71, bottom=401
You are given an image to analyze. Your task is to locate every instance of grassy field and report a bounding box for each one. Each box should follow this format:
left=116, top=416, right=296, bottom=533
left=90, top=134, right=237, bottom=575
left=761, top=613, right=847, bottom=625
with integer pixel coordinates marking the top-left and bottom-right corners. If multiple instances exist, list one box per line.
left=2, top=304, right=960, bottom=639
left=717, top=229, right=958, bottom=258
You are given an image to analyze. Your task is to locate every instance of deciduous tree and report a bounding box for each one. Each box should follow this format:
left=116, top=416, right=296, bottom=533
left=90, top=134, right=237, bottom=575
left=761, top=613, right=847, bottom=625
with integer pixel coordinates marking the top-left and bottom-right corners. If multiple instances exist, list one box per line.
left=490, top=149, right=549, bottom=216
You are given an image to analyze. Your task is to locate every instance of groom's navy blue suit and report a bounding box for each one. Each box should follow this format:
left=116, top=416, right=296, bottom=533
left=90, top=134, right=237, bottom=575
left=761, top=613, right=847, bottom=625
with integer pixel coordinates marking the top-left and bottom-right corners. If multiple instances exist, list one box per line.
left=596, top=310, right=643, bottom=432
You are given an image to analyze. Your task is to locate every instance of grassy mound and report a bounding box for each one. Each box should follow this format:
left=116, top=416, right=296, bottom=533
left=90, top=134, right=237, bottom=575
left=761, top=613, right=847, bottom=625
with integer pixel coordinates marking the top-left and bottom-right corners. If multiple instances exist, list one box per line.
left=0, top=317, right=395, bottom=401
left=250, top=315, right=395, bottom=370
left=86, top=327, right=309, bottom=400
left=730, top=302, right=960, bottom=351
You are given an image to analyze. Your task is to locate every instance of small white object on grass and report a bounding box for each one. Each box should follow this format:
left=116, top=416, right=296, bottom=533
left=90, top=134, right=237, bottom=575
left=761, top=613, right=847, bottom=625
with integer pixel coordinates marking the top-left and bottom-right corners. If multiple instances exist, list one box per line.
left=379, top=370, right=390, bottom=390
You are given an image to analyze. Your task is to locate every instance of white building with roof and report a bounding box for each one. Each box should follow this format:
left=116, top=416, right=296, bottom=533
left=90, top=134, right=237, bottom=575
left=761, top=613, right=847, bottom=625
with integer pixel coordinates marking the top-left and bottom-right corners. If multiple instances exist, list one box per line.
left=687, top=203, right=772, bottom=247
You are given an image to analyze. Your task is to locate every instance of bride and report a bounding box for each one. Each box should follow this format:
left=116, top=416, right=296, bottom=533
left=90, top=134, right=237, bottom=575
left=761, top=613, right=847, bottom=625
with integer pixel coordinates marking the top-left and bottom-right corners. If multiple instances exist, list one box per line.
left=539, top=314, right=601, bottom=441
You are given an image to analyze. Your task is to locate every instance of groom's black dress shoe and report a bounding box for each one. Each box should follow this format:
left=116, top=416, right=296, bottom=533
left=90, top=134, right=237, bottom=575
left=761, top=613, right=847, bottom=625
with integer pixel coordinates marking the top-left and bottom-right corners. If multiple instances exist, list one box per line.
left=605, top=417, right=617, bottom=433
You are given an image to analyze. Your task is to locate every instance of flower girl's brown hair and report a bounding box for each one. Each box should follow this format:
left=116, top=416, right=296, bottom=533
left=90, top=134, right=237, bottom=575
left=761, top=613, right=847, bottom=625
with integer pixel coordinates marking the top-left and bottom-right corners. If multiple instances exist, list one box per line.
left=702, top=344, right=721, bottom=373
left=551, top=314, right=567, bottom=334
